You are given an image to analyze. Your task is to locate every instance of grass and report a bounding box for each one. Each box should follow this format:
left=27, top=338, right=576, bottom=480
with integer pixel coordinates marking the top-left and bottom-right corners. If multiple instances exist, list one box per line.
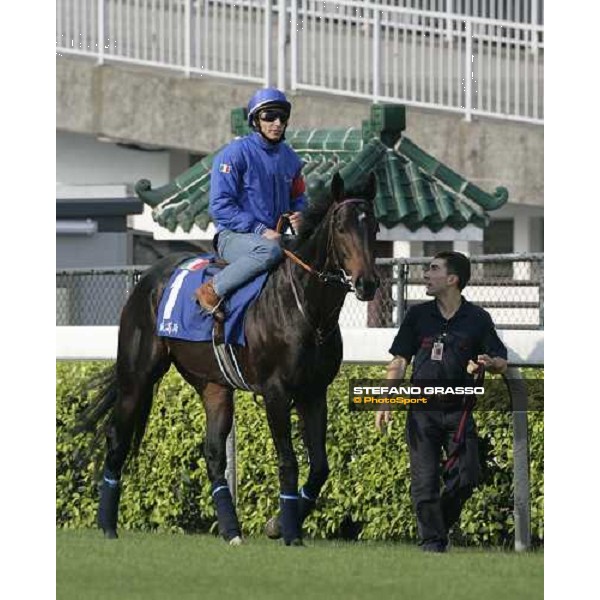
left=56, top=529, right=543, bottom=600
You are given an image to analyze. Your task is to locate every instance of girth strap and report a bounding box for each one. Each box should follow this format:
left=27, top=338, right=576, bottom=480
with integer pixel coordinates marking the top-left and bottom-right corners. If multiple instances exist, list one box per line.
left=211, top=329, right=253, bottom=391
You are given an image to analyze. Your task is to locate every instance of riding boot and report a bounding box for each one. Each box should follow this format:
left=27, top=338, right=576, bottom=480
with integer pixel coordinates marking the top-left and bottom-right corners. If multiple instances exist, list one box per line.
left=195, top=279, right=225, bottom=322
left=211, top=481, right=241, bottom=541
left=98, top=471, right=121, bottom=539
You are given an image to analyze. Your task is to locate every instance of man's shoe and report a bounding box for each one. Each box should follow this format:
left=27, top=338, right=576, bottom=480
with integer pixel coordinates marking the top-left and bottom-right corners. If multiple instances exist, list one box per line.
left=195, top=280, right=225, bottom=322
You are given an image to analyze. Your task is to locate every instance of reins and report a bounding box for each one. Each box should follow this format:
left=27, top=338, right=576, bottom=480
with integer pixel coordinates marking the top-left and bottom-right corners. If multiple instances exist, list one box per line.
left=276, top=199, right=371, bottom=344
left=277, top=199, right=371, bottom=291
left=286, top=259, right=344, bottom=345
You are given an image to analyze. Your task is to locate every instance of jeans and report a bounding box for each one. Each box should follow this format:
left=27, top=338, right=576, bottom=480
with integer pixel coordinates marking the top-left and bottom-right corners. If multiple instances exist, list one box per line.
left=212, top=229, right=283, bottom=297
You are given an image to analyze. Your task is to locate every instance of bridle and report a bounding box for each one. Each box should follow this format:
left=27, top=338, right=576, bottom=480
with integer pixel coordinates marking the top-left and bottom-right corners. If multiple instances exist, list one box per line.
left=278, top=198, right=376, bottom=344
left=278, top=198, right=375, bottom=292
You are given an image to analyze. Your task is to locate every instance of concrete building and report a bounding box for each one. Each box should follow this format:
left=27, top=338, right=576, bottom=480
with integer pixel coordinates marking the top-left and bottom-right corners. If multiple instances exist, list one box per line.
left=56, top=1, right=543, bottom=263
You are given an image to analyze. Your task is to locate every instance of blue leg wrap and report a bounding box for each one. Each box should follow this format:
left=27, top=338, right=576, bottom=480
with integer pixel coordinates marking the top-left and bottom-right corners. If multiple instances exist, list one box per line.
left=279, top=494, right=300, bottom=544
left=98, top=468, right=120, bottom=533
left=212, top=482, right=241, bottom=541
left=298, top=487, right=317, bottom=525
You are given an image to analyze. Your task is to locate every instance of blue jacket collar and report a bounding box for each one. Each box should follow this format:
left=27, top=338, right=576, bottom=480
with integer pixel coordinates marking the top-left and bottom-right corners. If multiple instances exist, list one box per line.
left=249, top=131, right=284, bottom=152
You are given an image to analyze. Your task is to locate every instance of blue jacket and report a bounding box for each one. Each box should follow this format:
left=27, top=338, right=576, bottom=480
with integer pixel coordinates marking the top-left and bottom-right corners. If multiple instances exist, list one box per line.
left=210, top=132, right=307, bottom=234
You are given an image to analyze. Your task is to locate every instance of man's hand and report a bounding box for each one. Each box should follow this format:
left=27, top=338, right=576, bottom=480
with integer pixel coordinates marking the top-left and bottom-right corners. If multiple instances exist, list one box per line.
left=288, top=211, right=303, bottom=233
left=386, top=356, right=407, bottom=381
left=262, top=228, right=282, bottom=241
left=375, top=355, right=407, bottom=433
left=467, top=354, right=508, bottom=375
left=375, top=410, right=392, bottom=433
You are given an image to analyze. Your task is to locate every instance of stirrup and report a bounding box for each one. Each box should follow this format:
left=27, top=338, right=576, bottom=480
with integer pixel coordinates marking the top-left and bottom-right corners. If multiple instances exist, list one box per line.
left=208, top=298, right=224, bottom=314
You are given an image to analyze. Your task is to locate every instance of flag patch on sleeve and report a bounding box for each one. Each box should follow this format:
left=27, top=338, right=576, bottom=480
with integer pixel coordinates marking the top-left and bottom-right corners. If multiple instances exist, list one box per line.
left=219, top=163, right=232, bottom=174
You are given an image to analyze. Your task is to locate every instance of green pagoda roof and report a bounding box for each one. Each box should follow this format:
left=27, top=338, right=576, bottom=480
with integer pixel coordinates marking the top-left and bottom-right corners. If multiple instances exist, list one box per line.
left=135, top=104, right=508, bottom=234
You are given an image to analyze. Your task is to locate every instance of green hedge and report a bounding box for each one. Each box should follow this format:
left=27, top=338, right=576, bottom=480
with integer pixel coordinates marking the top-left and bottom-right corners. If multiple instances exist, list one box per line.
left=57, top=362, right=543, bottom=546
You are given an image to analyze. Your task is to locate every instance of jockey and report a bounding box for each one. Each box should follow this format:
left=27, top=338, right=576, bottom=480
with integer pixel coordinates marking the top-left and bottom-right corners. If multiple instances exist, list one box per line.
left=196, top=87, right=307, bottom=320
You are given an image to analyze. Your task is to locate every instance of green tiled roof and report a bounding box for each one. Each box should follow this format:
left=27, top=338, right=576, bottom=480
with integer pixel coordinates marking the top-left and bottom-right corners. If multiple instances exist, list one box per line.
left=135, top=104, right=508, bottom=233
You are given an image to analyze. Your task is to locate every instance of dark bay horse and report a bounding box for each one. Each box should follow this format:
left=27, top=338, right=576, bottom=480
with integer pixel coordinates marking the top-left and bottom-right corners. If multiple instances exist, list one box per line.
left=76, top=172, right=380, bottom=546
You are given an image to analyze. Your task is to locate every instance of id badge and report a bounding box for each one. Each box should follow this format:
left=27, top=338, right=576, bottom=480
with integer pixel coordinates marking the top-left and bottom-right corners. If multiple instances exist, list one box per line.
left=431, top=342, right=444, bottom=361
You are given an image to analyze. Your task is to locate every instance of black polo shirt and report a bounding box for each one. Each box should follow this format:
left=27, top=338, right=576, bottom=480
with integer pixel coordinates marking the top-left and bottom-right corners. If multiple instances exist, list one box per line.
left=389, top=297, right=507, bottom=385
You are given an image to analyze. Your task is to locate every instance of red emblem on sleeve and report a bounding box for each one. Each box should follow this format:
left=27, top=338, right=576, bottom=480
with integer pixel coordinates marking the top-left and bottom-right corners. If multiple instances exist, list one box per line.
left=291, top=175, right=306, bottom=199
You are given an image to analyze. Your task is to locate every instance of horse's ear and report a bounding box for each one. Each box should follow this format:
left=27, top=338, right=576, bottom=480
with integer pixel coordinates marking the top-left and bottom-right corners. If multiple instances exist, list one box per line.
left=366, top=172, right=377, bottom=201
left=331, top=172, right=345, bottom=203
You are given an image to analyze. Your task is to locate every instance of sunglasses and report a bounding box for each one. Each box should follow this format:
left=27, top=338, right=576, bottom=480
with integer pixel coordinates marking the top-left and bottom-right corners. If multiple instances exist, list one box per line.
left=258, top=109, right=289, bottom=123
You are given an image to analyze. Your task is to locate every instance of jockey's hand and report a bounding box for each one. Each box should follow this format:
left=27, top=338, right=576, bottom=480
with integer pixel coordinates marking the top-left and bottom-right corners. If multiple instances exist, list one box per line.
left=288, top=211, right=303, bottom=233
left=262, top=228, right=282, bottom=241
left=375, top=410, right=392, bottom=433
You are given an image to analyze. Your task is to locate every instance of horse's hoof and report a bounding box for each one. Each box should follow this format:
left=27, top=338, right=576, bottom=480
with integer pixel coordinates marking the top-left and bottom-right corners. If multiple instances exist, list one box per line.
left=285, top=538, right=304, bottom=547
left=265, top=515, right=281, bottom=539
left=229, top=536, right=244, bottom=546
left=103, top=529, right=118, bottom=540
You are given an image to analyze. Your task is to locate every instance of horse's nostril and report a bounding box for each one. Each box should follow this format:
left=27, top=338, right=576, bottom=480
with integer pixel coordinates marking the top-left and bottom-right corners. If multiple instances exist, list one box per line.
left=355, top=278, right=377, bottom=301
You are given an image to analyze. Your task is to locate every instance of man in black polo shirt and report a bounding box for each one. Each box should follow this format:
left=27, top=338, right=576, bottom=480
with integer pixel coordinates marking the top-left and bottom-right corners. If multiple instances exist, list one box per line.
left=375, top=251, right=507, bottom=552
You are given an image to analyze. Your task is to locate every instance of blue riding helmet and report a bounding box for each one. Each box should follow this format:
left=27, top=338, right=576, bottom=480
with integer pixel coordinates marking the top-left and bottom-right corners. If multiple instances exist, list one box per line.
left=247, top=88, right=291, bottom=127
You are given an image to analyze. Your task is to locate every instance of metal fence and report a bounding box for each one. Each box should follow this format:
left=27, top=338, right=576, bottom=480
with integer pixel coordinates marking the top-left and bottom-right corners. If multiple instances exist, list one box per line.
left=56, top=0, right=544, bottom=124
left=56, top=0, right=272, bottom=83
left=291, top=1, right=543, bottom=122
left=56, top=266, right=142, bottom=326
left=340, top=252, right=544, bottom=329
left=56, top=253, right=543, bottom=329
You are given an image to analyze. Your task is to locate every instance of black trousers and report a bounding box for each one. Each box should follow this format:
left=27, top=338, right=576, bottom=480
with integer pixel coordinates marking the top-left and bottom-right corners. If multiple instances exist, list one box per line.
left=406, top=407, right=480, bottom=548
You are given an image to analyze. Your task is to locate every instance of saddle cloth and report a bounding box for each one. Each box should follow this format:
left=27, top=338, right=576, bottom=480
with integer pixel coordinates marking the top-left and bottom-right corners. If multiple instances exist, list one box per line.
left=156, top=254, right=268, bottom=346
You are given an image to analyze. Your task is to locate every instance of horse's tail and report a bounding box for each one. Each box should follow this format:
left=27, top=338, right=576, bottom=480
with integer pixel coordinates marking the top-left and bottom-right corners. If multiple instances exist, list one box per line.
left=73, top=363, right=119, bottom=437
left=72, top=363, right=121, bottom=473
left=72, top=359, right=161, bottom=467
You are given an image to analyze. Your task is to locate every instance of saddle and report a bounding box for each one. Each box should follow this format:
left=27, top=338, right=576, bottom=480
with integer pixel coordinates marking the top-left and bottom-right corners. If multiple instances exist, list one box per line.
left=156, top=253, right=268, bottom=390
left=195, top=216, right=296, bottom=323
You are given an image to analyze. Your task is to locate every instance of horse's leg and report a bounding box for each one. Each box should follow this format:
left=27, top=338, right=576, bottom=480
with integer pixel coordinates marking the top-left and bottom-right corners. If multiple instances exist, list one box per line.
left=295, top=391, right=330, bottom=526
left=99, top=344, right=170, bottom=539
left=98, top=389, right=138, bottom=539
left=265, top=390, right=329, bottom=540
left=201, top=381, right=242, bottom=544
left=264, top=394, right=302, bottom=546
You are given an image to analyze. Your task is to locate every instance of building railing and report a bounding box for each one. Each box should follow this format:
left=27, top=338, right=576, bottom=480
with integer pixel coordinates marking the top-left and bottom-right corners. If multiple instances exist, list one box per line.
left=56, top=253, right=544, bottom=329
left=290, top=1, right=543, bottom=123
left=56, top=0, right=543, bottom=124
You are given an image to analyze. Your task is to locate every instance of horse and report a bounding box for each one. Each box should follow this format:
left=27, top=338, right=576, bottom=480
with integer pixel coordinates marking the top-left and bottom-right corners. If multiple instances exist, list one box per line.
left=75, top=172, right=380, bottom=546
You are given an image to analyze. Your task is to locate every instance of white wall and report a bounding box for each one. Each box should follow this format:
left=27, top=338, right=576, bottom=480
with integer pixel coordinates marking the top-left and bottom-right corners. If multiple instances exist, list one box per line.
left=57, top=131, right=171, bottom=187
left=56, top=326, right=543, bottom=366
left=56, top=131, right=171, bottom=235
left=56, top=130, right=216, bottom=239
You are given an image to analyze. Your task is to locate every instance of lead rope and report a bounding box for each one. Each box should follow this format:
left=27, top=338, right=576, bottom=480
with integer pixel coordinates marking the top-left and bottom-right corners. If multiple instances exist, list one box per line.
left=443, top=366, right=486, bottom=472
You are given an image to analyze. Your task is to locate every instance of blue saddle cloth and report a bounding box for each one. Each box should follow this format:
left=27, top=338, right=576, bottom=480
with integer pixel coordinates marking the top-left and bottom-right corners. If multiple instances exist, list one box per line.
left=156, top=254, right=268, bottom=346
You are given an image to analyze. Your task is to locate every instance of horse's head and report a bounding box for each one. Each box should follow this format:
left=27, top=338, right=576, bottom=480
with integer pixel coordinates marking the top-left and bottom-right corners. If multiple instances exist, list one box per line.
left=328, top=172, right=380, bottom=301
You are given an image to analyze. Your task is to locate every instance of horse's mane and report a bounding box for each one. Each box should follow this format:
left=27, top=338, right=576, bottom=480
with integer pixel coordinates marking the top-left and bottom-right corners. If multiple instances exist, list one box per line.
left=296, top=193, right=334, bottom=242
left=295, top=176, right=375, bottom=244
